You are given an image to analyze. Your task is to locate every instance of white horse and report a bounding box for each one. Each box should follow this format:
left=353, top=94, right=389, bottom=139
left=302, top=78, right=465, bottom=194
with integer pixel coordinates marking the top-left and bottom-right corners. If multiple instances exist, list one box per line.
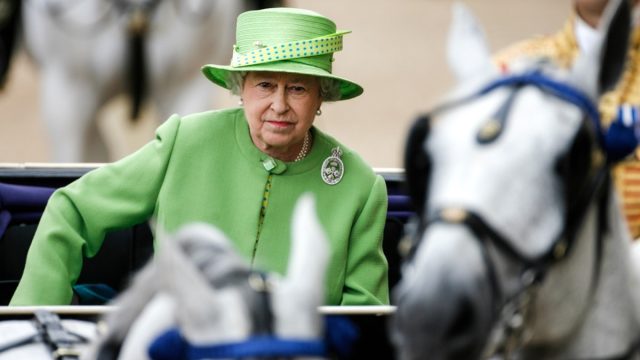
left=391, top=1, right=640, bottom=359
left=0, top=194, right=329, bottom=359
left=81, top=193, right=330, bottom=360
left=20, top=0, right=273, bottom=162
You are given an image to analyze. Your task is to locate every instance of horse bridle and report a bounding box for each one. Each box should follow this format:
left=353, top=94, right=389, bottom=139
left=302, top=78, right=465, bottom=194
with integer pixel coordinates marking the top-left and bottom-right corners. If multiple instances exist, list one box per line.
left=403, top=71, right=625, bottom=359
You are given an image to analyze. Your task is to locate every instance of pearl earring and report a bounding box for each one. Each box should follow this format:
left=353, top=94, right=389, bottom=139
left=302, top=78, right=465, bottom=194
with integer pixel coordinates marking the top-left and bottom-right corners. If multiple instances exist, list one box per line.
left=316, top=108, right=322, bottom=116
left=239, top=98, right=244, bottom=106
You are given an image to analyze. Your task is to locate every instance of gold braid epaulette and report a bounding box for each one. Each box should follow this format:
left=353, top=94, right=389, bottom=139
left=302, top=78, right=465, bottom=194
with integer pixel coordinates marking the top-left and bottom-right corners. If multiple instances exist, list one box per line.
left=494, top=15, right=640, bottom=239
left=493, top=14, right=579, bottom=70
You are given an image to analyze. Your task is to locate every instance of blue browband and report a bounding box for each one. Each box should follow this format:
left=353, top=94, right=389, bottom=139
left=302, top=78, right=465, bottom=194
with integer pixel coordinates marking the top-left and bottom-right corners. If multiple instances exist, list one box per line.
left=478, top=71, right=604, bottom=147
left=148, top=328, right=326, bottom=360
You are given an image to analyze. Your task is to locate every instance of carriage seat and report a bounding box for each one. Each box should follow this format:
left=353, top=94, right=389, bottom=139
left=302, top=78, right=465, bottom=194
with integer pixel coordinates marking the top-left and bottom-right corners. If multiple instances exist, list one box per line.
left=0, top=182, right=153, bottom=305
left=0, top=167, right=412, bottom=306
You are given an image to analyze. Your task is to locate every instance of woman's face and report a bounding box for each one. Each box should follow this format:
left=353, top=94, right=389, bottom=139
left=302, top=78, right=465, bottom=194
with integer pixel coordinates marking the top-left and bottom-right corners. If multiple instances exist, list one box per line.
left=241, top=71, right=322, bottom=159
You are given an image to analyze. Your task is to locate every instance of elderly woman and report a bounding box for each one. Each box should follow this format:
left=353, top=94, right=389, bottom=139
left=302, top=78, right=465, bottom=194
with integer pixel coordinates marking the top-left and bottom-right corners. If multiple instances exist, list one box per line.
left=10, top=7, right=389, bottom=306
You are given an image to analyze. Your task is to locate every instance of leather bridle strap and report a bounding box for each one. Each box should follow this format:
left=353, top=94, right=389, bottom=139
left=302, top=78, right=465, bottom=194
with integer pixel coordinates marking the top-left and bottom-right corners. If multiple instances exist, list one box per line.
left=34, top=310, right=88, bottom=360
left=0, top=310, right=89, bottom=359
left=426, top=208, right=547, bottom=302
left=0, top=333, right=39, bottom=355
left=478, top=72, right=604, bottom=148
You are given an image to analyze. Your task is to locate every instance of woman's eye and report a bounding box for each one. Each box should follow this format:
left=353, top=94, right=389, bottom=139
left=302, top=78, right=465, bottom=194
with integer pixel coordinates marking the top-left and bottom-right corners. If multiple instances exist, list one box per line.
left=288, top=86, right=306, bottom=95
left=257, top=82, right=274, bottom=90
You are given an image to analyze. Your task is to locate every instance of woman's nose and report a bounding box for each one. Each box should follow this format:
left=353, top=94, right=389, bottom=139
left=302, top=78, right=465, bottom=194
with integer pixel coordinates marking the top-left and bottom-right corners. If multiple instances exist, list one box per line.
left=270, top=89, right=290, bottom=114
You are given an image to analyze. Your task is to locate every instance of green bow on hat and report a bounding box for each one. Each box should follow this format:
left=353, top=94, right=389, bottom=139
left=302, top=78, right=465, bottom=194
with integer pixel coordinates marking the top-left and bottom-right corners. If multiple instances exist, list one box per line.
left=201, top=8, right=363, bottom=101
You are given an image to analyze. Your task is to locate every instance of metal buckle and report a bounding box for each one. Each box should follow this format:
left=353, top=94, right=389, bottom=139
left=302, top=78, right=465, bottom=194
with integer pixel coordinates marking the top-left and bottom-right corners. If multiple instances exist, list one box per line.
left=53, top=347, right=81, bottom=359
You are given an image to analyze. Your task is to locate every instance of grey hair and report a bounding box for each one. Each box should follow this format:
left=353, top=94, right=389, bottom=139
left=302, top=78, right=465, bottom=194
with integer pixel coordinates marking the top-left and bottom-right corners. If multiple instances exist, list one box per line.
left=227, top=71, right=247, bottom=96
left=319, top=77, right=341, bottom=102
left=228, top=71, right=342, bottom=101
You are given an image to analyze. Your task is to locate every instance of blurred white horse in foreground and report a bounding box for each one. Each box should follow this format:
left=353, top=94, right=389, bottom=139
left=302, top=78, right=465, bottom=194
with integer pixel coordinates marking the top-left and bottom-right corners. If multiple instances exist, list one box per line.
left=391, top=0, right=640, bottom=359
left=82, top=193, right=330, bottom=360
left=21, top=0, right=275, bottom=162
left=0, top=194, right=330, bottom=359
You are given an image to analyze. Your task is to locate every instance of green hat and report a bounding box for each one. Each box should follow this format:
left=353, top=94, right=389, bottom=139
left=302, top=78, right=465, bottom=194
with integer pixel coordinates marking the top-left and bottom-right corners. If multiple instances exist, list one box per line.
left=201, top=8, right=363, bottom=101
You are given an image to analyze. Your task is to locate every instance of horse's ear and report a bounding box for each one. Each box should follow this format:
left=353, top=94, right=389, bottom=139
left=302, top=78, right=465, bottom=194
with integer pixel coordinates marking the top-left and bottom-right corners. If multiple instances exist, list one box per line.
left=271, top=194, right=328, bottom=337
left=282, top=194, right=329, bottom=298
left=447, top=2, right=494, bottom=83
left=570, top=0, right=631, bottom=97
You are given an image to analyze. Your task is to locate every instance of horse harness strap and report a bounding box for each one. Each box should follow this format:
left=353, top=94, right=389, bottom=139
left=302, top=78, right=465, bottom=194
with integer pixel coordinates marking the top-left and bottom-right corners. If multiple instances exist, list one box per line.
left=427, top=198, right=609, bottom=358
left=0, top=310, right=89, bottom=359
left=247, top=271, right=275, bottom=336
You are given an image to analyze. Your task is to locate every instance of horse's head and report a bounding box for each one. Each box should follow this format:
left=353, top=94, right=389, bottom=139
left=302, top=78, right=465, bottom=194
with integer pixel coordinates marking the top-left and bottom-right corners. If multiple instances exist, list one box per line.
left=392, top=1, right=633, bottom=359
left=84, top=194, right=330, bottom=360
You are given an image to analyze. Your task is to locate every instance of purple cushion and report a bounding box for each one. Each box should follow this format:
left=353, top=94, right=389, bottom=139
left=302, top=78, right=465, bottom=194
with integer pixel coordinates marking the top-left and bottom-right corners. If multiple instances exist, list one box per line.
left=0, top=183, right=56, bottom=238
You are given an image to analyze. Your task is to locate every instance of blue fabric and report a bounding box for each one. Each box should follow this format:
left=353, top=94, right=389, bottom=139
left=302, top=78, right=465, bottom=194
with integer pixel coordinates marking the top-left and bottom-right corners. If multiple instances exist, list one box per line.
left=0, top=182, right=55, bottom=238
left=477, top=73, right=640, bottom=163
left=148, top=328, right=327, bottom=359
left=0, top=210, right=10, bottom=241
left=479, top=72, right=603, bottom=146
left=324, top=315, right=359, bottom=357
left=148, top=328, right=188, bottom=360
left=605, top=105, right=639, bottom=162
left=72, top=283, right=117, bottom=305
left=147, top=318, right=358, bottom=359
left=387, top=211, right=415, bottom=219
left=0, top=182, right=56, bottom=210
left=388, top=195, right=411, bottom=210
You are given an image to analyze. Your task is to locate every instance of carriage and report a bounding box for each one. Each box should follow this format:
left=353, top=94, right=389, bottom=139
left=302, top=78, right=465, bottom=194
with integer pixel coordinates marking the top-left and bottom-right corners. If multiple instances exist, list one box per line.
left=0, top=163, right=407, bottom=359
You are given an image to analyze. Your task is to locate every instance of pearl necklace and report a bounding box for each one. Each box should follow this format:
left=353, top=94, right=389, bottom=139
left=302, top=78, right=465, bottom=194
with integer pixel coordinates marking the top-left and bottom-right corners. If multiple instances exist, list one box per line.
left=294, top=132, right=311, bottom=162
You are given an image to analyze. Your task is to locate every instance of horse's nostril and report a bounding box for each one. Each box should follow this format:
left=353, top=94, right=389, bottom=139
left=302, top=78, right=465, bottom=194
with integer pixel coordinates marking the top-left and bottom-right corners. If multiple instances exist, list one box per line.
left=443, top=295, right=488, bottom=360
left=445, top=296, right=475, bottom=339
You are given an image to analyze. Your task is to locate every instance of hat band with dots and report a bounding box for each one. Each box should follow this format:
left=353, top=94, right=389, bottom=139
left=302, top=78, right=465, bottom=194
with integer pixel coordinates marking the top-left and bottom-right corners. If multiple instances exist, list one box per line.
left=230, top=31, right=349, bottom=68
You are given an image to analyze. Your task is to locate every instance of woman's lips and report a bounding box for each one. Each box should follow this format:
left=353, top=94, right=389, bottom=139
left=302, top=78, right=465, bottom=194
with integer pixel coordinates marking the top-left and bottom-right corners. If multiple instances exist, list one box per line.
left=267, top=120, right=293, bottom=128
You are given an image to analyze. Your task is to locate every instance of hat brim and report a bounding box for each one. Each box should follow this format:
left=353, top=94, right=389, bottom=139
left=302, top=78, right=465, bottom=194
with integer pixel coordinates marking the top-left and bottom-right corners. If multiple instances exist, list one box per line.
left=201, top=61, right=363, bottom=101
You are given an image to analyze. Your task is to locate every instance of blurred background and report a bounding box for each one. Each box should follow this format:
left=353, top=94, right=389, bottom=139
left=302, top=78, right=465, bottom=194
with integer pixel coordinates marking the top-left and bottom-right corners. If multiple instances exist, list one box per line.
left=0, top=0, right=569, bottom=167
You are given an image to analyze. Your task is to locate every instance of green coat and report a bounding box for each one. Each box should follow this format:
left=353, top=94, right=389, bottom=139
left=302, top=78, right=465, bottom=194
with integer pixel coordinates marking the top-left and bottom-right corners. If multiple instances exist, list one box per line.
left=11, top=108, right=389, bottom=306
